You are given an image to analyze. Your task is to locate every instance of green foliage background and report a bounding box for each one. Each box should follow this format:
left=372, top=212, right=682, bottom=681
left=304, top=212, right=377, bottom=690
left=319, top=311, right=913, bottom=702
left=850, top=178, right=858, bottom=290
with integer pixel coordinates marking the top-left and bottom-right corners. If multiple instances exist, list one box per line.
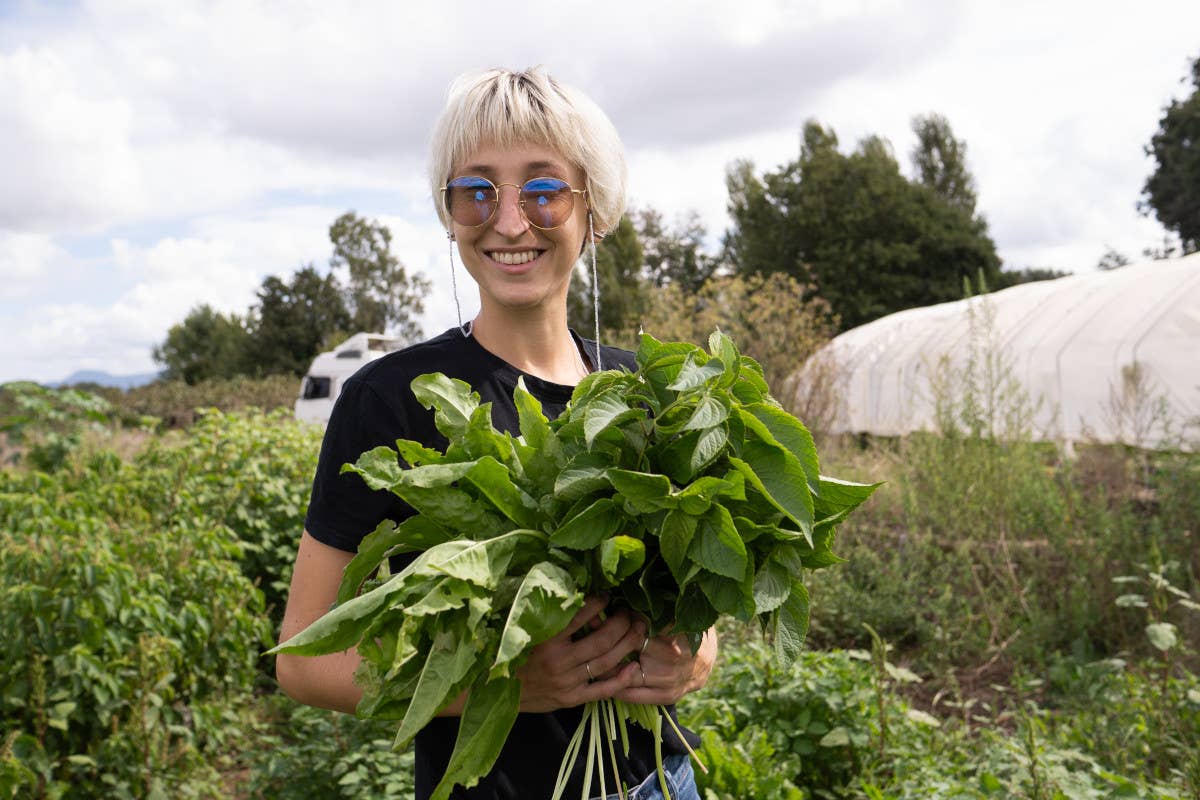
left=2, top=348, right=1198, bottom=799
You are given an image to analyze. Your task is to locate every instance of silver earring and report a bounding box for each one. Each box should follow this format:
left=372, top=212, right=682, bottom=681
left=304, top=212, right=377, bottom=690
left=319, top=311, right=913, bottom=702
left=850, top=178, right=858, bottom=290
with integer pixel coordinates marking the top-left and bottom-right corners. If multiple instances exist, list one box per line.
left=588, top=212, right=602, bottom=371
left=447, top=231, right=471, bottom=338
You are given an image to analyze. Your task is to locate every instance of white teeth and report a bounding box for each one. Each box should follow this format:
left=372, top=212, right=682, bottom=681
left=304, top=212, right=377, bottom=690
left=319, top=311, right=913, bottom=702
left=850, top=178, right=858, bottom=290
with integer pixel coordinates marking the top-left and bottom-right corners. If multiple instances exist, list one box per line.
left=490, top=250, right=540, bottom=265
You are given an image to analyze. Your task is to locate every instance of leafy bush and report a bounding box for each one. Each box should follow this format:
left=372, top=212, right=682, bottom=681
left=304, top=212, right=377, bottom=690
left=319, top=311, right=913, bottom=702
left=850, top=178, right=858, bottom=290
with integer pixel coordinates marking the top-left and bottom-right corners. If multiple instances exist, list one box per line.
left=0, top=460, right=271, bottom=798
left=133, top=409, right=322, bottom=618
left=118, top=374, right=300, bottom=429
left=246, top=697, right=415, bottom=799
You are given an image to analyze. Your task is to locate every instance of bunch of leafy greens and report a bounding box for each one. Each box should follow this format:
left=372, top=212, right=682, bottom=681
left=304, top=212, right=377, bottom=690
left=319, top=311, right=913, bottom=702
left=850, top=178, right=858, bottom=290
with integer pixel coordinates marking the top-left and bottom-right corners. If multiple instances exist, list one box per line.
left=271, top=332, right=878, bottom=800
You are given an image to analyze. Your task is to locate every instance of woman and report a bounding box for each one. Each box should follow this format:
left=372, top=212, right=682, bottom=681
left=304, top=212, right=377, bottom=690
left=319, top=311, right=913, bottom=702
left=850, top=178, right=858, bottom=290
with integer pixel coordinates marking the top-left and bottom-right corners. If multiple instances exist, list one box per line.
left=276, top=67, right=717, bottom=799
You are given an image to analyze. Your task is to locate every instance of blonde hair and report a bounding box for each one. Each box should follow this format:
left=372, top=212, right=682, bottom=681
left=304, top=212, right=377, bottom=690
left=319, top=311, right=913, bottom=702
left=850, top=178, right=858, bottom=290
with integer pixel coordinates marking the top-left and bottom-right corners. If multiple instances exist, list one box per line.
left=428, top=66, right=627, bottom=236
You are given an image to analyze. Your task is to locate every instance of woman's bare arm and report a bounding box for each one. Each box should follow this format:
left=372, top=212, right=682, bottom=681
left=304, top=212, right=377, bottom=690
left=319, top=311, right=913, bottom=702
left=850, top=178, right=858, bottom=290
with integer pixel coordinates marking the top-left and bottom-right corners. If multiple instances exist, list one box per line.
left=275, top=531, right=365, bottom=714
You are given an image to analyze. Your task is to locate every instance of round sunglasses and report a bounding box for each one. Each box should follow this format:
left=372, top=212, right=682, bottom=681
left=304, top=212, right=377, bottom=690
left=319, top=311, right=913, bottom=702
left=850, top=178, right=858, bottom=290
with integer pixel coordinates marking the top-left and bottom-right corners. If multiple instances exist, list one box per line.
left=441, top=176, right=587, bottom=230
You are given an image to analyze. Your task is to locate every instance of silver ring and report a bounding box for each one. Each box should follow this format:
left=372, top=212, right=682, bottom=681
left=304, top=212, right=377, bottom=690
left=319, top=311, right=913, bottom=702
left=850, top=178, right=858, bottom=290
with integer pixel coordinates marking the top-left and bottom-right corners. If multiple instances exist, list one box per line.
left=640, top=634, right=650, bottom=654
left=640, top=666, right=647, bottom=687
left=585, top=661, right=594, bottom=682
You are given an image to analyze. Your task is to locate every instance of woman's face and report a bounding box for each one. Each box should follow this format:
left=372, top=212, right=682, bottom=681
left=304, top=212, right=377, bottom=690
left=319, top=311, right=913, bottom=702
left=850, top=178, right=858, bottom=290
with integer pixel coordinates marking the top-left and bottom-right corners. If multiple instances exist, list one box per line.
left=449, top=141, right=589, bottom=318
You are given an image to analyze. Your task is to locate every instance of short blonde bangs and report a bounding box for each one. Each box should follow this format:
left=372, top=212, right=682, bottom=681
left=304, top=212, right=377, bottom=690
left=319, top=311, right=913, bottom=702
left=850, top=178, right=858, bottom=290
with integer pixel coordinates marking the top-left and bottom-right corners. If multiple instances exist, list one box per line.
left=429, top=67, right=627, bottom=236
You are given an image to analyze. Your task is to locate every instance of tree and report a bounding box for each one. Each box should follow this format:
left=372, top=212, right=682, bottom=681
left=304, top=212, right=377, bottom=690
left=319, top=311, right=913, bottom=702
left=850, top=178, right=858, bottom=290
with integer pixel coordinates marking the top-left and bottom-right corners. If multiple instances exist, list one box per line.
left=725, top=119, right=1001, bottom=331
left=910, top=113, right=978, bottom=216
left=991, top=266, right=1070, bottom=289
left=248, top=265, right=351, bottom=376
left=1140, top=53, right=1200, bottom=254
left=329, top=212, right=431, bottom=340
left=1097, top=246, right=1133, bottom=271
left=635, top=207, right=721, bottom=295
left=568, top=214, right=648, bottom=347
left=152, top=305, right=251, bottom=385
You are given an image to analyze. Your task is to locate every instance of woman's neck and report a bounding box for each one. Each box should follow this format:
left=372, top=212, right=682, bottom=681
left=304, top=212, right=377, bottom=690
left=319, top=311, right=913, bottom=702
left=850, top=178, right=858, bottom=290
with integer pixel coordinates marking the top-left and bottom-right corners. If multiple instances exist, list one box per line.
left=470, top=306, right=590, bottom=385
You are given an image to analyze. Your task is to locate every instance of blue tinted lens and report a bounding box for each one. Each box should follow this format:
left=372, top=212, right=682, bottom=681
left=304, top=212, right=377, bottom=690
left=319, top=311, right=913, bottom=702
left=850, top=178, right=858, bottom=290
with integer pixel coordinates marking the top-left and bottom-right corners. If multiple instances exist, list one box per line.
left=521, top=178, right=573, bottom=228
left=446, top=176, right=497, bottom=225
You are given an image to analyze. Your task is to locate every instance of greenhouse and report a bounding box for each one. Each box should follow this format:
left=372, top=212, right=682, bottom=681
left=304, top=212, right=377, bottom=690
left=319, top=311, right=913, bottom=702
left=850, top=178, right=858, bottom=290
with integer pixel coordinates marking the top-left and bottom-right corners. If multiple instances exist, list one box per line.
left=821, top=252, right=1200, bottom=450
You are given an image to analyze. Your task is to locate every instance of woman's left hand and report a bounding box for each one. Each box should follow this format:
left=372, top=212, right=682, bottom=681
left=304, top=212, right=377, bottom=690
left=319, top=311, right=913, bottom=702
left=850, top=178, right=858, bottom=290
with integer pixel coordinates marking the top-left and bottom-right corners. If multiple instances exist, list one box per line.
left=613, top=626, right=717, bottom=705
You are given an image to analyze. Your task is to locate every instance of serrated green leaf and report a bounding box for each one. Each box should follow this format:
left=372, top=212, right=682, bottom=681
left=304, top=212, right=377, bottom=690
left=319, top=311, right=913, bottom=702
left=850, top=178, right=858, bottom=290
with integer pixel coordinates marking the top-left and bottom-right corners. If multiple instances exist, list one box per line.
left=667, top=354, right=727, bottom=392
left=773, top=581, right=810, bottom=666
left=681, top=395, right=729, bottom=432
left=689, top=506, right=747, bottom=580
left=743, top=404, right=820, bottom=489
left=698, top=572, right=754, bottom=622
left=752, top=556, right=792, bottom=614
left=813, top=475, right=882, bottom=517
left=730, top=442, right=814, bottom=544
left=690, top=425, right=728, bottom=475
left=554, top=452, right=614, bottom=504
left=583, top=391, right=644, bottom=448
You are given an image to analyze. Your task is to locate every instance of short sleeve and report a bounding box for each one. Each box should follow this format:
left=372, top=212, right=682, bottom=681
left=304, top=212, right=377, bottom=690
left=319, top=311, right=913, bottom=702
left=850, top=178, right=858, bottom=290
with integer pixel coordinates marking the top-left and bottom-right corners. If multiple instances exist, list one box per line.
left=304, top=379, right=410, bottom=552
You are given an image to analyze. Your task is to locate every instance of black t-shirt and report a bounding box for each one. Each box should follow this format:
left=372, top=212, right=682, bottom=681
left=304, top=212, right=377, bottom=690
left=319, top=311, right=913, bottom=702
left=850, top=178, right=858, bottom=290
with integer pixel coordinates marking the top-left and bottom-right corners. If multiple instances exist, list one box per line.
left=304, top=327, right=695, bottom=800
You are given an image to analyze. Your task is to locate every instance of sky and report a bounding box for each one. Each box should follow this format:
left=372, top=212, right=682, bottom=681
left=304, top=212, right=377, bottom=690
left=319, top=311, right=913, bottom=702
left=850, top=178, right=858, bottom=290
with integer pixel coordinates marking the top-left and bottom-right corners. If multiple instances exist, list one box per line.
left=1, top=0, right=1197, bottom=384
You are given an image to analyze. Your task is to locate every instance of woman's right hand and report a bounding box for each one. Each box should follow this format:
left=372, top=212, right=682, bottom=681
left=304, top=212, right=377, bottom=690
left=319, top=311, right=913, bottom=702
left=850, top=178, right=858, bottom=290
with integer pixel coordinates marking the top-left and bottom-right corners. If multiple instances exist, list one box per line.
left=514, top=596, right=646, bottom=713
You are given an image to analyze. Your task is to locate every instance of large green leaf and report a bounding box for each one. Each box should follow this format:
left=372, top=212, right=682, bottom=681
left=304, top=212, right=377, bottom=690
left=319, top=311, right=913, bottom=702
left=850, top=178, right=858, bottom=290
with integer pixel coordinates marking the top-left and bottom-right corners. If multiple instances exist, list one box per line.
left=514, top=377, right=551, bottom=451
left=752, top=555, right=792, bottom=614
left=730, top=441, right=814, bottom=544
left=492, top=561, right=581, bottom=676
left=554, top=452, right=613, bottom=505
left=674, top=582, right=719, bottom=635
left=270, top=543, right=475, bottom=656
left=607, top=469, right=674, bottom=513
left=583, top=390, right=645, bottom=448
left=743, top=404, right=820, bottom=490
left=430, top=676, right=523, bottom=800
left=667, top=354, right=727, bottom=392
left=394, top=617, right=482, bottom=749
left=688, top=505, right=747, bottom=580
left=813, top=475, right=883, bottom=516
left=463, top=456, right=542, bottom=529
left=410, top=372, right=480, bottom=441
left=773, top=581, right=810, bottom=666
left=659, top=510, right=697, bottom=583
left=698, top=571, right=755, bottom=622
left=681, top=395, right=730, bottom=432
left=337, top=516, right=454, bottom=603
left=549, top=498, right=623, bottom=550
left=431, top=530, right=546, bottom=589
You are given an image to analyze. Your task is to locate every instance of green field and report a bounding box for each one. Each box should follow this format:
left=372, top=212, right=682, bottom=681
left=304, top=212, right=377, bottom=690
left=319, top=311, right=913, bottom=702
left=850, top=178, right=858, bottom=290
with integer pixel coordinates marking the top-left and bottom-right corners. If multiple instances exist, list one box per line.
left=2, top=381, right=1196, bottom=799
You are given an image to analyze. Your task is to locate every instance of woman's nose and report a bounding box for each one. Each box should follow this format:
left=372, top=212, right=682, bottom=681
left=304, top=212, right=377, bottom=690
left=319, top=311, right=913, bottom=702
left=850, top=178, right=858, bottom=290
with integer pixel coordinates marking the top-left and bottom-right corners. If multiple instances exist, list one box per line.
left=491, top=185, right=530, bottom=238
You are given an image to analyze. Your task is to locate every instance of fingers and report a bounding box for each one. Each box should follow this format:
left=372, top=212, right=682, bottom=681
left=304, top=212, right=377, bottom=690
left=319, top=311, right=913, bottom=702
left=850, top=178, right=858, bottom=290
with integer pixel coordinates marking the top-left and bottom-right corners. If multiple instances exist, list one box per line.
left=559, top=594, right=610, bottom=639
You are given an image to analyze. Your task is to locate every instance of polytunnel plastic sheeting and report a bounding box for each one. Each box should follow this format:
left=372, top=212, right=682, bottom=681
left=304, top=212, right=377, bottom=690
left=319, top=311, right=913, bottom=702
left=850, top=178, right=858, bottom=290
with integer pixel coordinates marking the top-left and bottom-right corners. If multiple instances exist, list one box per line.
left=818, top=252, right=1200, bottom=449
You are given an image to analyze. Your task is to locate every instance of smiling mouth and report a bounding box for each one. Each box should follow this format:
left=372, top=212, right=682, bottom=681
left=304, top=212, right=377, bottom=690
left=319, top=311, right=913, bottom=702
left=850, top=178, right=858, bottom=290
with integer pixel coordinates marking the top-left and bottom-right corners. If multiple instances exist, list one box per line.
left=487, top=250, right=542, bottom=266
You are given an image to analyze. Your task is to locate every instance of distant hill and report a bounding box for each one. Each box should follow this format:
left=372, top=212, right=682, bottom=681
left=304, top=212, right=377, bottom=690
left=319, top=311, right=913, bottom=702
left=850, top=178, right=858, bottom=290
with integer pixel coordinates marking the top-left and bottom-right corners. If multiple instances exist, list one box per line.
left=54, top=370, right=161, bottom=390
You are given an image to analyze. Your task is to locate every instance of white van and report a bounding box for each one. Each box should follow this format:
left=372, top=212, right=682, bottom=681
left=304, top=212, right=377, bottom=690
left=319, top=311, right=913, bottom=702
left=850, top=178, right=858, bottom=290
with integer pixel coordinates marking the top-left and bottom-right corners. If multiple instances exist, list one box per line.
left=294, top=332, right=405, bottom=424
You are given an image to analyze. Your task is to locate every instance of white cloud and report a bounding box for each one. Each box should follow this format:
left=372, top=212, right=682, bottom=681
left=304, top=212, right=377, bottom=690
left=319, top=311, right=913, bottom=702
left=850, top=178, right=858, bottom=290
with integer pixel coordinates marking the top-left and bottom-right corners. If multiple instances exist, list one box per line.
left=1, top=0, right=1199, bottom=383
left=0, top=231, right=70, bottom=294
